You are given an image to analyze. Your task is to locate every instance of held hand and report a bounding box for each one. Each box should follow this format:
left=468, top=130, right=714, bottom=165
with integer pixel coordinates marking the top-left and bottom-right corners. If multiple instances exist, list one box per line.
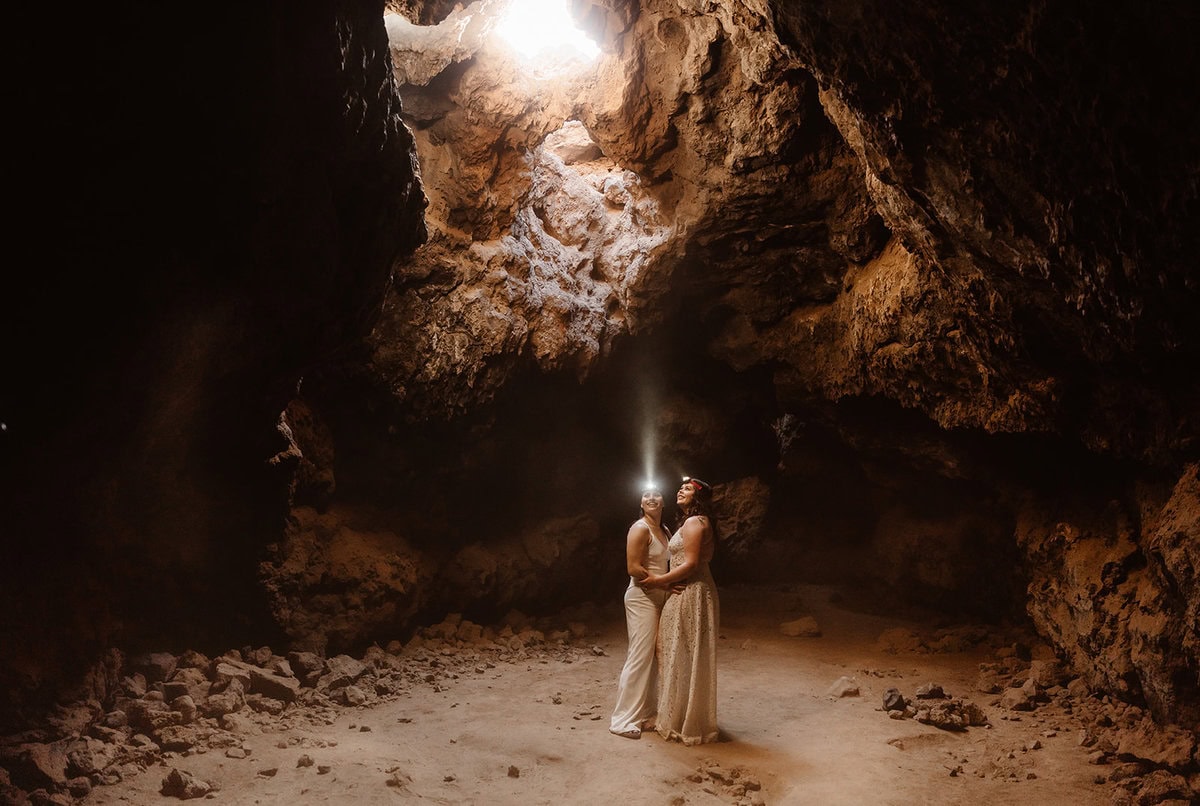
left=640, top=574, right=664, bottom=589
left=669, top=582, right=686, bottom=595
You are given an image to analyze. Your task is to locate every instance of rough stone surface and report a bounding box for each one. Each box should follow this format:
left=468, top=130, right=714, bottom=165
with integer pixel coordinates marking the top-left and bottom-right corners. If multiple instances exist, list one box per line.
left=3, top=0, right=1198, bottom=750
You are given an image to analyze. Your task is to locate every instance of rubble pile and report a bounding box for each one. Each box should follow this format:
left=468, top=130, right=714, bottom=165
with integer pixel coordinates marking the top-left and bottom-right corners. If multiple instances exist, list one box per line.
left=0, top=609, right=602, bottom=805
left=974, top=647, right=1199, bottom=800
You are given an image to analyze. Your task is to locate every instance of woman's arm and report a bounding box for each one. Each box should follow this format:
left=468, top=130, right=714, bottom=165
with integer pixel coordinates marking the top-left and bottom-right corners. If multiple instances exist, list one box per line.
left=642, top=516, right=708, bottom=588
left=625, top=521, right=652, bottom=581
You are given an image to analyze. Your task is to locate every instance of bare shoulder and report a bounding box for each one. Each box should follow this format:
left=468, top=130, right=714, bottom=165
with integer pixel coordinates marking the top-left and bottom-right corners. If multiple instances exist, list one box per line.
left=626, top=519, right=651, bottom=540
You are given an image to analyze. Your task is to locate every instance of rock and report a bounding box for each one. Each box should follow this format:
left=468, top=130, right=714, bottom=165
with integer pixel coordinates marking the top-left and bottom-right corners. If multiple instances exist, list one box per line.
left=211, top=662, right=252, bottom=693
left=160, top=768, right=213, bottom=799
left=215, top=658, right=300, bottom=702
left=267, top=657, right=294, bottom=678
left=913, top=698, right=987, bottom=731
left=1027, top=659, right=1068, bottom=688
left=1117, top=769, right=1193, bottom=805
left=1114, top=719, right=1197, bottom=769
left=999, top=687, right=1035, bottom=711
left=171, top=695, right=198, bottom=723
left=64, top=776, right=91, bottom=798
left=915, top=683, right=946, bottom=699
left=316, top=656, right=367, bottom=691
left=297, top=754, right=314, bottom=768
left=100, top=709, right=129, bottom=728
left=882, top=687, right=907, bottom=711
left=176, top=650, right=211, bottom=670
left=286, top=651, right=326, bottom=679
left=218, top=712, right=259, bottom=735
left=827, top=676, right=859, bottom=697
left=154, top=725, right=201, bottom=752
left=130, top=652, right=177, bottom=685
left=780, top=617, right=821, bottom=637
left=246, top=695, right=287, bottom=715
left=337, top=686, right=368, bottom=706
left=0, top=741, right=69, bottom=791
left=507, top=765, right=520, bottom=778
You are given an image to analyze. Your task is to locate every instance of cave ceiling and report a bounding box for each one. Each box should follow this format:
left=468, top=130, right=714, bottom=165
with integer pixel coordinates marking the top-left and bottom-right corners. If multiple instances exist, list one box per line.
left=361, top=0, right=1198, bottom=467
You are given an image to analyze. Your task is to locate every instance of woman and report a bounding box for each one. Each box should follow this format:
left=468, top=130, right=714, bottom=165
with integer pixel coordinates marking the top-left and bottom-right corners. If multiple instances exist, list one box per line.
left=609, top=484, right=672, bottom=739
left=641, top=475, right=720, bottom=745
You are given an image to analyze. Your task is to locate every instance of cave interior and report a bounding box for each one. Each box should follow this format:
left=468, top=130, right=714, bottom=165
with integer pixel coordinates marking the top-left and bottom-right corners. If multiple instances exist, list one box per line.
left=3, top=0, right=1198, bottom=777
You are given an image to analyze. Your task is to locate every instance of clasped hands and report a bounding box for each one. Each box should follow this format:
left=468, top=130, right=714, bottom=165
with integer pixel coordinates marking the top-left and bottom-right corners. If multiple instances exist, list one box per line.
left=639, top=574, right=686, bottom=594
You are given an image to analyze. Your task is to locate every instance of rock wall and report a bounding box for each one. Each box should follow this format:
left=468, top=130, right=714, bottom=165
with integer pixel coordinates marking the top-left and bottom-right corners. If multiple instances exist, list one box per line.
left=2, top=0, right=426, bottom=728
left=1018, top=465, right=1200, bottom=732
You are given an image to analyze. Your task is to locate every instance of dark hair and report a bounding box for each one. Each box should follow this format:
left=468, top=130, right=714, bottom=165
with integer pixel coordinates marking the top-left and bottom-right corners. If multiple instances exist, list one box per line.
left=637, top=486, right=664, bottom=521
left=677, top=477, right=720, bottom=543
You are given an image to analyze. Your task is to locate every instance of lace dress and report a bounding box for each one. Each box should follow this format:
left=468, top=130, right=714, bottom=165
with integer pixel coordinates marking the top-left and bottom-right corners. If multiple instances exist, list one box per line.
left=656, top=523, right=719, bottom=745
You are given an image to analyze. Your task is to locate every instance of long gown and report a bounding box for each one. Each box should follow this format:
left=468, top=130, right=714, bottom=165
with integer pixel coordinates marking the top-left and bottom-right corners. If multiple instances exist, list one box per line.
left=609, top=522, right=669, bottom=735
left=656, top=523, right=720, bottom=745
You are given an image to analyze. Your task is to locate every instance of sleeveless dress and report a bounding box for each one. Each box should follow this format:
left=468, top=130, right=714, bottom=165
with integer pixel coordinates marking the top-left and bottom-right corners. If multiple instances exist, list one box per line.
left=656, top=522, right=719, bottom=745
left=609, top=521, right=669, bottom=736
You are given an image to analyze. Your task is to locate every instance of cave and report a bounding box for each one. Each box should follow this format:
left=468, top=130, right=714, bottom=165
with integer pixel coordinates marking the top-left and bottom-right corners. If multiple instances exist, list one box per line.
left=2, top=0, right=1198, bottom=803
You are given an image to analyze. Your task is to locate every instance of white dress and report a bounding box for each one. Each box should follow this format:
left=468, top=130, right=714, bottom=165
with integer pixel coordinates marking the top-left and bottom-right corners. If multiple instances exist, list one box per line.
left=656, top=523, right=719, bottom=745
left=610, top=523, right=669, bottom=735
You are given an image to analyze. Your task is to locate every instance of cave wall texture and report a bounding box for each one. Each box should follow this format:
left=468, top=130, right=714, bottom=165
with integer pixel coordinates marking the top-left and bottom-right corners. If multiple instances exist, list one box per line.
left=3, top=0, right=1198, bottom=737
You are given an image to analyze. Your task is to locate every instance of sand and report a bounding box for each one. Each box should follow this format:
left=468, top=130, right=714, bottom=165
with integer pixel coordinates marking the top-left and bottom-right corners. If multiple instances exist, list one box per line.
left=78, top=583, right=1115, bottom=805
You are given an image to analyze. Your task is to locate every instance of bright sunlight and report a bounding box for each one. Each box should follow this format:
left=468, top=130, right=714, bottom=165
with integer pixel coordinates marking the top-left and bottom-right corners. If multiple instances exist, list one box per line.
left=494, top=0, right=600, bottom=61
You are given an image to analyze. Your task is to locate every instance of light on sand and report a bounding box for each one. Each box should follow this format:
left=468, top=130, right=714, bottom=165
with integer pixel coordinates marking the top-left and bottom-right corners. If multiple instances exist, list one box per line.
left=494, top=0, right=600, bottom=61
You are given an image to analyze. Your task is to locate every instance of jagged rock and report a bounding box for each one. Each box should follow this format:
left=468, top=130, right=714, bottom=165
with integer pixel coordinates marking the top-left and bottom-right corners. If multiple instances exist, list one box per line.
left=160, top=768, right=214, bottom=800
left=0, top=742, right=69, bottom=792
left=1111, top=769, right=1194, bottom=806
left=1000, top=687, right=1035, bottom=712
left=212, top=658, right=299, bottom=703
left=287, top=652, right=326, bottom=687
left=915, top=683, right=946, bottom=699
left=1026, top=660, right=1069, bottom=689
left=882, top=688, right=906, bottom=711
left=170, top=696, right=197, bottom=724
left=129, top=653, right=177, bottom=685
left=65, top=739, right=117, bottom=778
left=202, top=678, right=246, bottom=719
left=1114, top=719, right=1198, bottom=770
left=316, top=656, right=368, bottom=692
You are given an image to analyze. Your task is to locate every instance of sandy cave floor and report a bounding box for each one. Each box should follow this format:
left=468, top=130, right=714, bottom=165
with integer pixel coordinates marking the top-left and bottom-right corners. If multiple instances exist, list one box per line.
left=80, top=584, right=1117, bottom=805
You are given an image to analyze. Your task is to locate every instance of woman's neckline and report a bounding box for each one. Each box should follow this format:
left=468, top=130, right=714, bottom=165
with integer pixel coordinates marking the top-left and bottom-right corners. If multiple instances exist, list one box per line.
left=643, top=516, right=669, bottom=546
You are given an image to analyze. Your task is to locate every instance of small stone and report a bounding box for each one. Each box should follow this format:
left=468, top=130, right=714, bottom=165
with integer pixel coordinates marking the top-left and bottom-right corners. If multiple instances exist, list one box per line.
left=297, top=754, right=314, bottom=768
left=827, top=676, right=860, bottom=697
left=317, top=765, right=331, bottom=775
left=508, top=765, right=520, bottom=778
